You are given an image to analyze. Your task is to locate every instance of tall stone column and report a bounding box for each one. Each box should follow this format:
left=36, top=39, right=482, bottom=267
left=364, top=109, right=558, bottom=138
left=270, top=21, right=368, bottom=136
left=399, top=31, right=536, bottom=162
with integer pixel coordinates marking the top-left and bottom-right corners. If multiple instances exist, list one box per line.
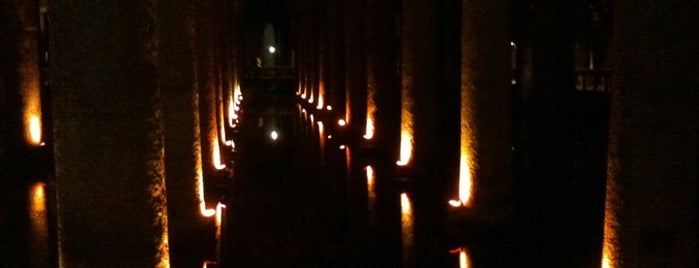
left=460, top=0, right=512, bottom=221
left=196, top=0, right=221, bottom=196
left=365, top=3, right=403, bottom=266
left=157, top=0, right=207, bottom=266
left=368, top=0, right=401, bottom=161
left=1, top=1, right=46, bottom=266
left=51, top=1, right=170, bottom=267
left=602, top=1, right=698, bottom=267
left=325, top=0, right=344, bottom=119
left=343, top=0, right=367, bottom=139
left=400, top=0, right=452, bottom=266
left=0, top=0, right=43, bottom=156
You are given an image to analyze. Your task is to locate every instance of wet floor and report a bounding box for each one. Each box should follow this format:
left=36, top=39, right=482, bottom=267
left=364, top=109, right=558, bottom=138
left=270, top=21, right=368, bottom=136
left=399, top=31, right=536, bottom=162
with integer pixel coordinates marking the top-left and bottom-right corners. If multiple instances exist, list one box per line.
left=217, top=83, right=607, bottom=267
left=1, top=84, right=607, bottom=268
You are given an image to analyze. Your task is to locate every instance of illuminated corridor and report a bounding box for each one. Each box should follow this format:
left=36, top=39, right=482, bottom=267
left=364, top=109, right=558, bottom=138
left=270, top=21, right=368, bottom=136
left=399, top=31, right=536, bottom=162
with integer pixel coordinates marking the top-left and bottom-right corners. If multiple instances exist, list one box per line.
left=1, top=0, right=697, bottom=267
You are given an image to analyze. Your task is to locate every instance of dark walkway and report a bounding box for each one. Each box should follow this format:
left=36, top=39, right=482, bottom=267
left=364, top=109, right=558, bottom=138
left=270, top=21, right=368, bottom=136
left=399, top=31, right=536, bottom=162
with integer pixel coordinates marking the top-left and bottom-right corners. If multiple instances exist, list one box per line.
left=221, top=87, right=351, bottom=267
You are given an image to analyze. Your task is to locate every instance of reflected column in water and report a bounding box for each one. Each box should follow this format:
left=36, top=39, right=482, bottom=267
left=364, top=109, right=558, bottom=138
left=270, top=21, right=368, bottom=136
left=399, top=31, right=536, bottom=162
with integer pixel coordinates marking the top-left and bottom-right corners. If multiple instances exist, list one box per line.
left=401, top=192, right=414, bottom=267
left=28, top=182, right=50, bottom=267
left=450, top=247, right=471, bottom=268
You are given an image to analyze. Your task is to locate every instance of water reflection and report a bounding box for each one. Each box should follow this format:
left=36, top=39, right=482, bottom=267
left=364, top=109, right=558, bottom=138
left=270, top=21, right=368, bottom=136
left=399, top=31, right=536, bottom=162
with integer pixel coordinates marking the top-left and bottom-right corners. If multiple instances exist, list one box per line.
left=28, top=182, right=50, bottom=267
left=450, top=247, right=471, bottom=268
left=221, top=101, right=602, bottom=268
left=401, top=192, right=414, bottom=267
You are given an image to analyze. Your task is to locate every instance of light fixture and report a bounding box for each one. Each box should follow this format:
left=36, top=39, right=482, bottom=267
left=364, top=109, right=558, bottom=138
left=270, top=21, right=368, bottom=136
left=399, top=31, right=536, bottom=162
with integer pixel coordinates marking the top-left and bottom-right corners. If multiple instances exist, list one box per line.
left=268, top=46, right=276, bottom=53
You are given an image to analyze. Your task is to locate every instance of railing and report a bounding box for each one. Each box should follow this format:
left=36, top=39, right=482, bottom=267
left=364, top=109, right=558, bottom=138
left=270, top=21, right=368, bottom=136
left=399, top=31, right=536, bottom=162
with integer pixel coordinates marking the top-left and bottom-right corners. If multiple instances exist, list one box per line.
left=244, top=66, right=294, bottom=80
left=575, top=69, right=611, bottom=93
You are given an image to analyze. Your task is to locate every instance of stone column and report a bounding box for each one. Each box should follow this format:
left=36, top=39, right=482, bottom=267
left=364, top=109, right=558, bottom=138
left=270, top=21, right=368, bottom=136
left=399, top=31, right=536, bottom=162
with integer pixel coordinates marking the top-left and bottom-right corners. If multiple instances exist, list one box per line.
left=400, top=0, right=452, bottom=266
left=365, top=2, right=403, bottom=265
left=196, top=0, right=220, bottom=196
left=0, top=0, right=42, bottom=155
left=344, top=0, right=367, bottom=139
left=460, top=0, right=512, bottom=221
left=157, top=0, right=207, bottom=266
left=51, top=1, right=169, bottom=267
left=602, top=0, right=698, bottom=267
left=325, top=0, right=344, bottom=120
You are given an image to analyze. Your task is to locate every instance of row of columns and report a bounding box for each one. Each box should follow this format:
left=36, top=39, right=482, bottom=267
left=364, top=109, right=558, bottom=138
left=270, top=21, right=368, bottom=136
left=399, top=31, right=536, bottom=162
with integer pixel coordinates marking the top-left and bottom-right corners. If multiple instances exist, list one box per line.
left=1, top=0, right=696, bottom=266
left=0, top=0, right=244, bottom=266
left=294, top=0, right=511, bottom=266
left=293, top=0, right=696, bottom=267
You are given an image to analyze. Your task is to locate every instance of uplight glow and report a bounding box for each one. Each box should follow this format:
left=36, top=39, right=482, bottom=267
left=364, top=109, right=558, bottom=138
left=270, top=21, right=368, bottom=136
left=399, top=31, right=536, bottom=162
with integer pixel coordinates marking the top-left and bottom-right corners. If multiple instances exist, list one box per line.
left=601, top=181, right=620, bottom=268
left=197, top=169, right=216, bottom=217
left=316, top=80, right=325, bottom=110
left=270, top=130, right=279, bottom=140
left=20, top=54, right=42, bottom=146
left=458, top=153, right=473, bottom=206
left=364, top=117, right=374, bottom=140
left=396, top=130, right=413, bottom=166
left=213, top=142, right=226, bottom=170
left=29, top=115, right=42, bottom=145
left=365, top=82, right=376, bottom=140
left=456, top=79, right=476, bottom=206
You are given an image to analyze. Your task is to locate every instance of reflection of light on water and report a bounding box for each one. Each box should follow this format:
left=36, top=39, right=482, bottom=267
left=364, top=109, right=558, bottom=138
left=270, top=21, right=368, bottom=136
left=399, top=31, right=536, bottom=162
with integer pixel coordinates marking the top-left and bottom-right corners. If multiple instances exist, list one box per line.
left=215, top=202, right=225, bottom=239
left=460, top=250, right=469, bottom=268
left=401, top=192, right=414, bottom=266
left=365, top=166, right=376, bottom=203
left=317, top=122, right=325, bottom=150
left=29, top=182, right=49, bottom=267
left=450, top=247, right=471, bottom=268
left=396, top=130, right=413, bottom=166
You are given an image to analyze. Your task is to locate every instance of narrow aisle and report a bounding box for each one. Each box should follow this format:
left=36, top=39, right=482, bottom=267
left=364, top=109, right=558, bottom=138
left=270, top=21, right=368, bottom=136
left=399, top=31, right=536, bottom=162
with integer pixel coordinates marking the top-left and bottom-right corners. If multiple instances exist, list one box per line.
left=221, top=98, right=348, bottom=267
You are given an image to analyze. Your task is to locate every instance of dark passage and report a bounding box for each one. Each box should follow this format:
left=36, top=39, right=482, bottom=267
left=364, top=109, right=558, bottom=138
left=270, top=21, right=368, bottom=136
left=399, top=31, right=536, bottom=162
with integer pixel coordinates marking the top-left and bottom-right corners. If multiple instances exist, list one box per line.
left=222, top=83, right=349, bottom=267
